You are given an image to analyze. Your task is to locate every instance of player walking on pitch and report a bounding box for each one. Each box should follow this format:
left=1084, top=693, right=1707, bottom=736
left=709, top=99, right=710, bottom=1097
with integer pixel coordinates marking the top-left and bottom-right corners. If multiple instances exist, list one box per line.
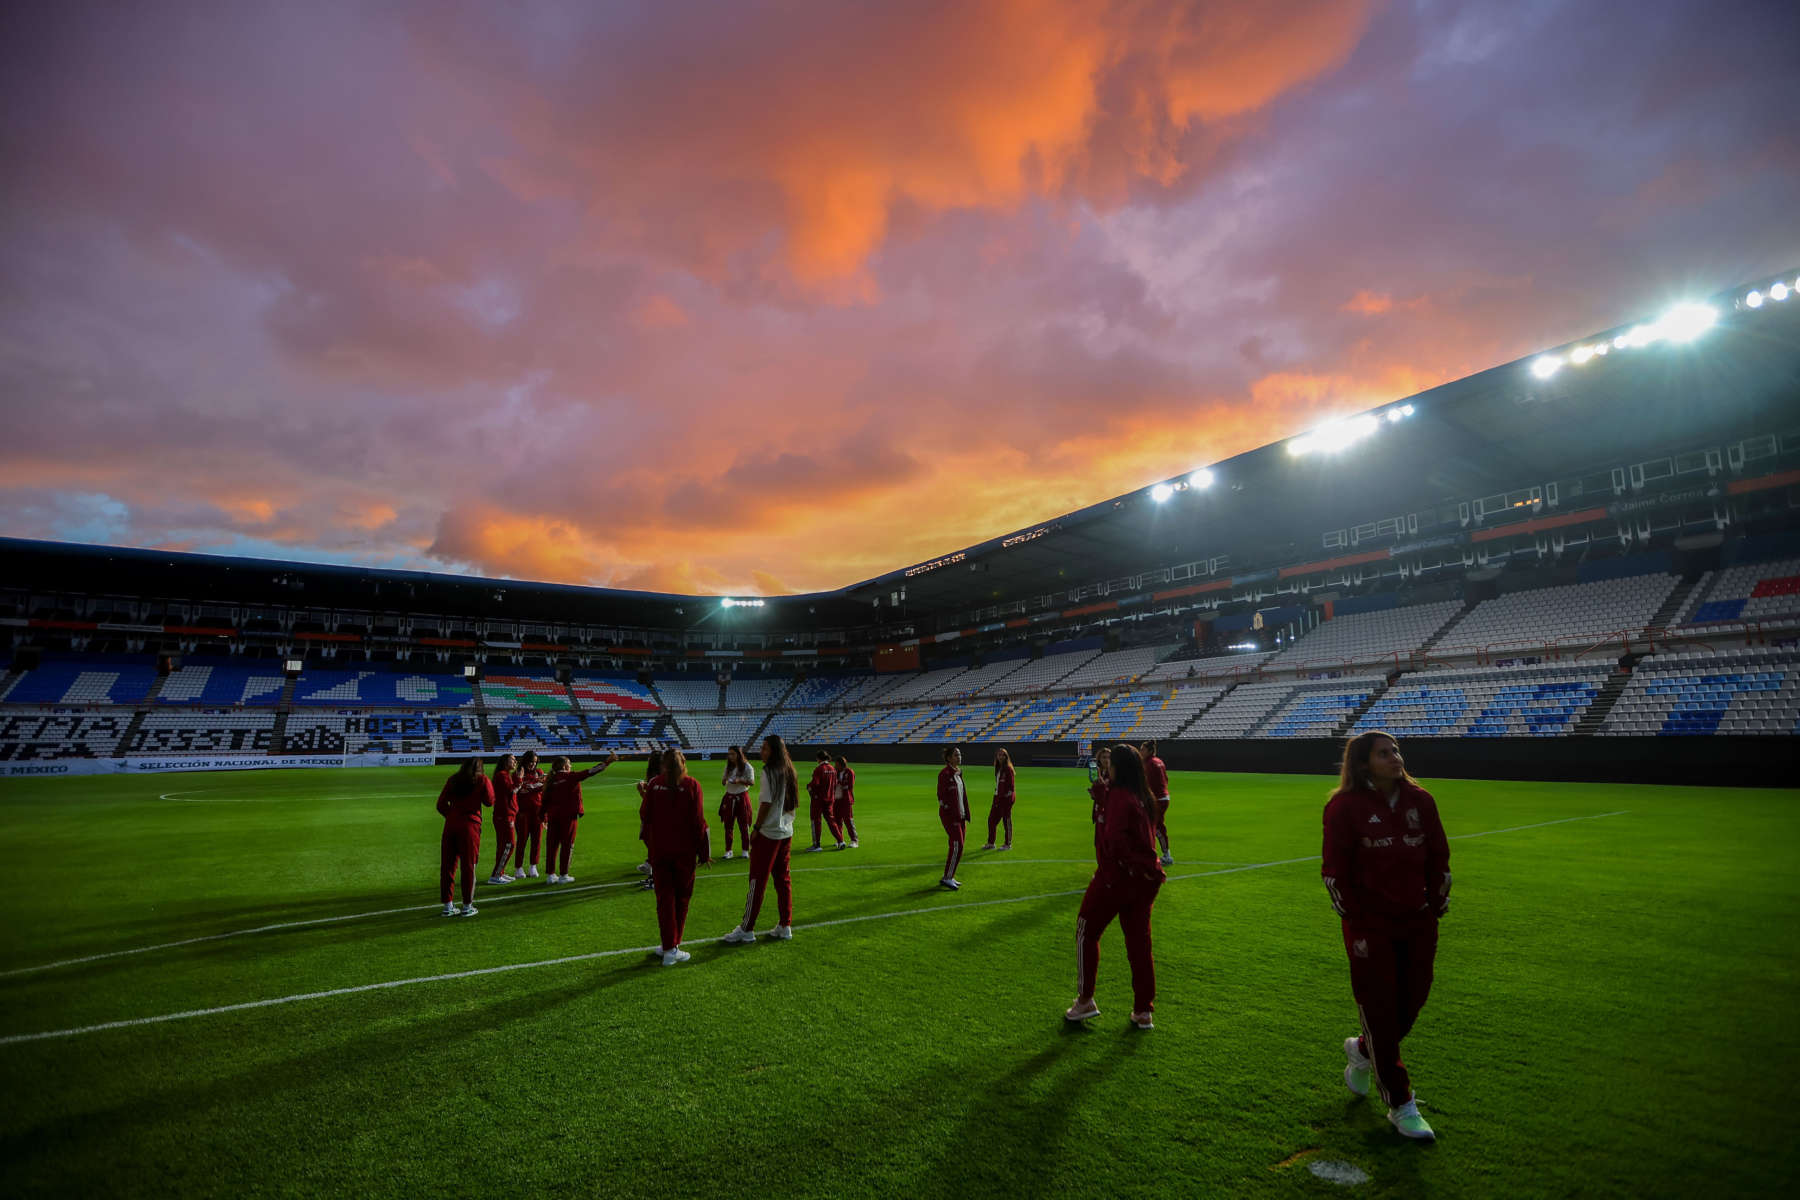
left=721, top=734, right=799, bottom=943
left=541, top=753, right=617, bottom=883
left=719, top=745, right=755, bottom=859
left=436, top=756, right=495, bottom=916
left=1321, top=731, right=1450, bottom=1141
left=1065, top=744, right=1164, bottom=1027
left=807, top=749, right=843, bottom=851
left=1140, top=741, right=1173, bottom=865
left=486, top=754, right=520, bottom=884
left=982, top=747, right=1016, bottom=850
left=831, top=753, right=859, bottom=847
left=642, top=749, right=712, bottom=965
left=937, top=746, right=970, bottom=889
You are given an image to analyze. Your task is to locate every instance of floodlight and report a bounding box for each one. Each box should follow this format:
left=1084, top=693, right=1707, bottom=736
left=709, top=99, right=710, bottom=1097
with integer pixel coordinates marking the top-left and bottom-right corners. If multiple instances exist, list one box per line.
left=1612, top=333, right=1631, bottom=349
left=1150, top=483, right=1175, bottom=503
left=1655, top=302, right=1716, bottom=343
left=1771, top=283, right=1790, bottom=302
left=1531, top=356, right=1562, bottom=379
left=1745, top=290, right=1764, bottom=309
left=1386, top=409, right=1404, bottom=423
left=1286, top=436, right=1311, bottom=456
left=1401, top=404, right=1415, bottom=416
left=1569, top=345, right=1594, bottom=365
left=1594, top=344, right=1609, bottom=356
left=1187, top=469, right=1214, bottom=490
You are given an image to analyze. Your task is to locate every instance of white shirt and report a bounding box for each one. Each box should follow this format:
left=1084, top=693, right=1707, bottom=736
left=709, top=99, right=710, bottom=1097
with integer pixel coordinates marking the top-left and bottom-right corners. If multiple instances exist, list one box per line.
left=724, top=762, right=755, bottom=795
left=755, top=768, right=795, bottom=840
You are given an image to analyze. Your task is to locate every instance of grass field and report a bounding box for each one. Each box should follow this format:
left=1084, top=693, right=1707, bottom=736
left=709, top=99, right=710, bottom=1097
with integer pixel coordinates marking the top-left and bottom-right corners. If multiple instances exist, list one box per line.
left=0, top=761, right=1796, bottom=1198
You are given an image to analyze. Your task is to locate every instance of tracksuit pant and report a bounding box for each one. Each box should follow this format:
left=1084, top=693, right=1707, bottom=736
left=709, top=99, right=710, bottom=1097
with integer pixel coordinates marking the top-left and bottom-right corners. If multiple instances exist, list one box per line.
left=513, top=802, right=542, bottom=872
left=740, top=833, right=793, bottom=930
left=1343, top=916, right=1438, bottom=1107
left=544, top=817, right=577, bottom=877
left=653, top=857, right=698, bottom=951
left=986, top=797, right=1014, bottom=846
left=490, top=813, right=515, bottom=878
left=941, top=813, right=965, bottom=881
left=1075, top=868, right=1161, bottom=1013
left=440, top=823, right=481, bottom=905
left=720, top=795, right=753, bottom=853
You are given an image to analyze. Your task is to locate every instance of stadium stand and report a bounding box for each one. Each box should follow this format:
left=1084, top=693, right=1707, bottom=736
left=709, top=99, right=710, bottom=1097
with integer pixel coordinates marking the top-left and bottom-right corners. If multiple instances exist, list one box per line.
left=479, top=673, right=575, bottom=711
left=129, top=711, right=278, bottom=754
left=279, top=715, right=348, bottom=754
left=567, top=675, right=662, bottom=712
left=908, top=699, right=1016, bottom=742
left=3, top=659, right=161, bottom=705
left=842, top=705, right=941, bottom=744
left=828, top=675, right=907, bottom=708
left=1139, top=652, right=1275, bottom=683
left=338, top=712, right=484, bottom=755
left=991, top=648, right=1103, bottom=694
left=1255, top=678, right=1387, bottom=738
left=921, top=658, right=1028, bottom=700
left=723, top=678, right=790, bottom=710
left=585, top=712, right=681, bottom=751
left=290, top=670, right=476, bottom=707
left=1055, top=645, right=1175, bottom=691
left=1068, top=684, right=1229, bottom=741
left=877, top=666, right=974, bottom=704
left=654, top=679, right=720, bottom=711
left=1264, top=600, right=1463, bottom=671
left=0, top=712, right=133, bottom=759
left=757, top=709, right=837, bottom=744
left=1185, top=680, right=1319, bottom=739
left=783, top=675, right=866, bottom=709
left=154, top=663, right=287, bottom=706
left=485, top=712, right=599, bottom=753
left=1601, top=650, right=1800, bottom=736
left=1354, top=665, right=1611, bottom=737
left=1680, top=557, right=1800, bottom=626
left=671, top=711, right=767, bottom=750
left=1433, top=574, right=1679, bottom=654
left=982, top=694, right=1104, bottom=741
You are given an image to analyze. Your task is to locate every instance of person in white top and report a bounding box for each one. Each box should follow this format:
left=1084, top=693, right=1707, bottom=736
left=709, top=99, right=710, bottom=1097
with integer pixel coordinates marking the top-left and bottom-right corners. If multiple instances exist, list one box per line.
left=719, top=745, right=756, bottom=860
left=721, top=734, right=799, bottom=943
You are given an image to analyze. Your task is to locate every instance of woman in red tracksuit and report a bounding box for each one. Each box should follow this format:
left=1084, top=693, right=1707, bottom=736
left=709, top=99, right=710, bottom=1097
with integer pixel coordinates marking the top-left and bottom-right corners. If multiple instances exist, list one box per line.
left=1065, top=744, right=1164, bottom=1028
left=436, top=757, right=495, bottom=917
left=806, top=750, right=842, bottom=851
left=642, top=749, right=712, bottom=966
left=487, top=754, right=520, bottom=884
left=937, top=746, right=970, bottom=890
left=1321, top=731, right=1450, bottom=1142
left=831, top=753, right=859, bottom=848
left=512, top=750, right=547, bottom=879
left=719, top=745, right=755, bottom=859
left=983, top=747, right=1016, bottom=851
left=541, top=753, right=616, bottom=883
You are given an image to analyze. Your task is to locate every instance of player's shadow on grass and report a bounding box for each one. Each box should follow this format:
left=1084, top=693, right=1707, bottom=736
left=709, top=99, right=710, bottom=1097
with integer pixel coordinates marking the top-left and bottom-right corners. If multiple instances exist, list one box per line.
left=0, top=964, right=640, bottom=1169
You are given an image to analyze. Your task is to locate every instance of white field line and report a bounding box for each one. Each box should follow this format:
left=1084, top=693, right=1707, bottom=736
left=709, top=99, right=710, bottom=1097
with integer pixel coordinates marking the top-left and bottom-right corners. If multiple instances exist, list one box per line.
left=1, top=858, right=1194, bottom=979
left=0, top=811, right=1628, bottom=1047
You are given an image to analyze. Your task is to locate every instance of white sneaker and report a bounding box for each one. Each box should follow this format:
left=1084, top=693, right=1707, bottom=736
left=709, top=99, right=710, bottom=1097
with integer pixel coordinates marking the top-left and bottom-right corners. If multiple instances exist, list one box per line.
left=661, top=948, right=691, bottom=967
left=723, top=850, right=735, bottom=860
left=939, top=878, right=961, bottom=890
left=807, top=845, right=824, bottom=853
left=1130, top=1011, right=1155, bottom=1030
left=722, top=927, right=756, bottom=944
left=636, top=862, right=652, bottom=874
left=1160, top=853, right=1174, bottom=866
left=848, top=840, right=859, bottom=848
left=766, top=925, right=793, bottom=941
left=835, top=842, right=847, bottom=850
left=1344, top=1036, right=1372, bottom=1097
left=458, top=903, right=478, bottom=917
left=999, top=845, right=1011, bottom=851
left=1388, top=1099, right=1435, bottom=1140
left=487, top=874, right=513, bottom=884
left=545, top=874, right=560, bottom=884
left=441, top=902, right=458, bottom=917
left=529, top=865, right=541, bottom=878
left=560, top=875, right=574, bottom=884
left=1064, top=998, right=1100, bottom=1022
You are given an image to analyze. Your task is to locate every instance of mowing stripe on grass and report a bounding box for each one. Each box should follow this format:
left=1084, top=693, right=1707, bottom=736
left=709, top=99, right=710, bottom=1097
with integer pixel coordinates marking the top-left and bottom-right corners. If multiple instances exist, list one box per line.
left=0, top=858, right=1197, bottom=979
left=0, top=810, right=1628, bottom=1047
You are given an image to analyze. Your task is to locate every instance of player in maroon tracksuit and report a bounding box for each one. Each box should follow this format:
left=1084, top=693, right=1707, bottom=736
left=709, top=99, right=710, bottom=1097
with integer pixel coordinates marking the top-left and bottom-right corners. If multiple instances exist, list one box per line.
left=937, top=746, right=970, bottom=889
left=1066, top=744, right=1164, bottom=1027
left=719, top=745, right=755, bottom=858
left=436, top=757, right=495, bottom=916
left=642, top=749, right=712, bottom=965
left=486, top=754, right=520, bottom=884
left=1140, top=741, right=1173, bottom=865
left=983, top=747, right=1016, bottom=850
left=831, top=753, right=859, bottom=847
left=541, top=753, right=616, bottom=883
left=512, top=750, right=547, bottom=879
left=807, top=752, right=843, bottom=851
left=1321, top=731, right=1450, bottom=1141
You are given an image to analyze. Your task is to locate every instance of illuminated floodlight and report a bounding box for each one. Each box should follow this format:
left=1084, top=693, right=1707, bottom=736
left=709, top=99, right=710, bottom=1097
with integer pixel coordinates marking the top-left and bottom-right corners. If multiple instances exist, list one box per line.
left=1228, top=641, right=1259, bottom=651
left=1771, top=283, right=1790, bottom=302
left=1531, top=355, right=1563, bottom=379
left=1594, top=343, right=1609, bottom=356
left=1569, top=345, right=1594, bottom=365
left=1655, top=302, right=1717, bottom=343
left=1745, top=290, right=1764, bottom=309
left=1291, top=413, right=1380, bottom=456
left=1150, top=482, right=1175, bottom=503
left=721, top=597, right=766, bottom=608
left=1386, top=409, right=1404, bottom=423
left=1620, top=324, right=1657, bottom=349
left=1612, top=333, right=1631, bottom=349
left=1401, top=404, right=1415, bottom=415
left=1286, top=436, right=1311, bottom=456
left=1187, top=469, right=1214, bottom=490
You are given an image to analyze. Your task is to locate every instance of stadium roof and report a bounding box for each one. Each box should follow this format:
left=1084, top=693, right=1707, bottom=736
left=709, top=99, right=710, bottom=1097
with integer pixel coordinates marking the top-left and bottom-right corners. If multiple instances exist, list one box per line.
left=4, top=270, right=1796, bottom=632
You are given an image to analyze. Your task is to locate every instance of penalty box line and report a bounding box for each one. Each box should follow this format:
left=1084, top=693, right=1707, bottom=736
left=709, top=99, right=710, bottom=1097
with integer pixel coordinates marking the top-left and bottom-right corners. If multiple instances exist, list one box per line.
left=0, top=810, right=1628, bottom=1047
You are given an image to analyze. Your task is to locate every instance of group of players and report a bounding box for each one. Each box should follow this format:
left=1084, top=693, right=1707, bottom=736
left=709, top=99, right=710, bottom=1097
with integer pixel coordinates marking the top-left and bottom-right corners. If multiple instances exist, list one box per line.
left=432, top=727, right=1450, bottom=1142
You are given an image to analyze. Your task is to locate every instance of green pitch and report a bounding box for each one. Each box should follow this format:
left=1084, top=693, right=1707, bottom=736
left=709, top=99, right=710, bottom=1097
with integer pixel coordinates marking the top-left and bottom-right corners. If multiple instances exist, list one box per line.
left=0, top=764, right=1795, bottom=1198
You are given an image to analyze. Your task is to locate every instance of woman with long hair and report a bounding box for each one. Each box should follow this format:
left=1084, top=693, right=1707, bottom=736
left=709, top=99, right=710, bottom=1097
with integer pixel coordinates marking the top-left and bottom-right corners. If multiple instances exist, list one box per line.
left=642, top=748, right=712, bottom=965
left=1321, top=731, right=1450, bottom=1141
left=721, top=734, right=799, bottom=943
left=936, top=746, right=970, bottom=890
left=486, top=754, right=520, bottom=885
left=436, top=756, right=495, bottom=916
left=831, top=753, right=859, bottom=848
left=512, top=750, right=547, bottom=880
left=719, top=745, right=756, bottom=860
left=982, top=748, right=1016, bottom=851
left=1065, top=744, right=1163, bottom=1028
left=541, top=753, right=617, bottom=883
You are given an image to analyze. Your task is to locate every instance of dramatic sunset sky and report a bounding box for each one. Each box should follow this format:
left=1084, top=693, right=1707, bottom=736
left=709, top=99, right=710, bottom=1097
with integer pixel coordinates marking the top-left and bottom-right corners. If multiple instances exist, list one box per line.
left=2, top=1, right=1795, bottom=595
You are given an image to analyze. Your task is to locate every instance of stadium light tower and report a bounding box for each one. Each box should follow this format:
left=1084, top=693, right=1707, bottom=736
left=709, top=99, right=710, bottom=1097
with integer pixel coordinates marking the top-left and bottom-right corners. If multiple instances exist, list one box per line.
left=1531, top=355, right=1563, bottom=380
left=1149, top=483, right=1175, bottom=503
left=1187, top=469, right=1214, bottom=489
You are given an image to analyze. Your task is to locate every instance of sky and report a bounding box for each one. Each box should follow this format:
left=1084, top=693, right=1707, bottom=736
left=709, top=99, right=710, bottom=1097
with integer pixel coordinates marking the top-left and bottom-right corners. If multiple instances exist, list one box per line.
left=1, top=0, right=1796, bottom=596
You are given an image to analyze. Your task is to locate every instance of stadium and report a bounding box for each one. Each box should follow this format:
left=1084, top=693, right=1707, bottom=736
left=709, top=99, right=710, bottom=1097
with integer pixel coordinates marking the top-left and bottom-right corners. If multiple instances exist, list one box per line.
left=3, top=266, right=1797, bottom=1197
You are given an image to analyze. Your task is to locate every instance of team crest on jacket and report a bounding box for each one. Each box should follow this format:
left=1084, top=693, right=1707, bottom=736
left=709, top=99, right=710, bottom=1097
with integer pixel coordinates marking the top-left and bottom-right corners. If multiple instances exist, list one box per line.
left=1368, top=813, right=1381, bottom=824
left=1352, top=939, right=1369, bottom=959
left=1406, top=808, right=1421, bottom=830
